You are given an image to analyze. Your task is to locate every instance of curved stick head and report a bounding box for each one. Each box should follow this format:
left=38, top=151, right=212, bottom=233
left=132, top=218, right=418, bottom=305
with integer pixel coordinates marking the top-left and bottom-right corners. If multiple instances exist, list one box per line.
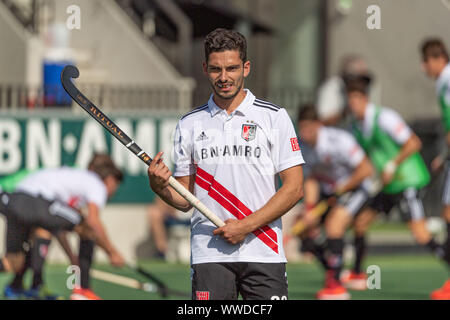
left=61, top=65, right=80, bottom=82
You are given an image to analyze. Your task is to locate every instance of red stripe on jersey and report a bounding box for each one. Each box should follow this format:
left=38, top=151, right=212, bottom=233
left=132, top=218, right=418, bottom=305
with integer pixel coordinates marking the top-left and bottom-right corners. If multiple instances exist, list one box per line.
left=196, top=167, right=278, bottom=242
left=195, top=167, right=279, bottom=253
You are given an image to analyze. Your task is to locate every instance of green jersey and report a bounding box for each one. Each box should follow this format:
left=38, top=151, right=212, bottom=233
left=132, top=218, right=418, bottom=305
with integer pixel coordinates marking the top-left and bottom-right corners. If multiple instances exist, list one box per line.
left=353, top=104, right=430, bottom=194
left=436, top=64, right=450, bottom=132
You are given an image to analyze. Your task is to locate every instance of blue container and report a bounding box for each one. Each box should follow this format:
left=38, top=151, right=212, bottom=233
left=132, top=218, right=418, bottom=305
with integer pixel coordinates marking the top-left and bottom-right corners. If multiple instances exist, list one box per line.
left=43, top=61, right=74, bottom=106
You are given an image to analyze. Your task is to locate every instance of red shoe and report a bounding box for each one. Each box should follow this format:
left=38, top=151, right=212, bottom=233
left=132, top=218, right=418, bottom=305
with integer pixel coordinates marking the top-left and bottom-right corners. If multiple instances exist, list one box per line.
left=341, top=270, right=367, bottom=291
left=324, top=270, right=335, bottom=286
left=317, top=276, right=351, bottom=300
left=430, top=280, right=450, bottom=300
left=70, top=288, right=102, bottom=300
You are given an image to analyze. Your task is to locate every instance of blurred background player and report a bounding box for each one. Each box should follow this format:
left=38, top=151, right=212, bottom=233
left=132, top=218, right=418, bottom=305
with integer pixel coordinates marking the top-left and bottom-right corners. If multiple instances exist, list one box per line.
left=345, top=76, right=450, bottom=287
left=0, top=154, right=125, bottom=300
left=421, top=37, right=450, bottom=299
left=4, top=229, right=77, bottom=300
left=0, top=170, right=77, bottom=299
left=0, top=189, right=93, bottom=287
left=296, top=104, right=374, bottom=299
left=0, top=170, right=117, bottom=299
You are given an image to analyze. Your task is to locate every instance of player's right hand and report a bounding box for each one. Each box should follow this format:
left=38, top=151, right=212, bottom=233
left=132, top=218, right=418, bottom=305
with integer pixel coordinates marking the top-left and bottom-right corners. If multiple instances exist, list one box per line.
left=148, top=151, right=172, bottom=193
left=109, top=250, right=125, bottom=267
left=302, top=210, right=318, bottom=228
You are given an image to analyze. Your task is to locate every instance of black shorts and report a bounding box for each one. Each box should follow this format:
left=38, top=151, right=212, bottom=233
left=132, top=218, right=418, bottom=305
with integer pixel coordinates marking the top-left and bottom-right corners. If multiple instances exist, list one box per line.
left=191, top=262, right=288, bottom=300
left=0, top=192, right=82, bottom=253
left=367, top=188, right=425, bottom=222
left=317, top=187, right=370, bottom=224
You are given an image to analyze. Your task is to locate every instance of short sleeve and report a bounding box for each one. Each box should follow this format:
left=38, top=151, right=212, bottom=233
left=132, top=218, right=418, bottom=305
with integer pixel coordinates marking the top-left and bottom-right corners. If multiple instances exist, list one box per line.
left=378, top=108, right=412, bottom=145
left=271, top=108, right=305, bottom=173
left=85, top=178, right=108, bottom=209
left=173, top=121, right=195, bottom=177
left=341, top=132, right=365, bottom=168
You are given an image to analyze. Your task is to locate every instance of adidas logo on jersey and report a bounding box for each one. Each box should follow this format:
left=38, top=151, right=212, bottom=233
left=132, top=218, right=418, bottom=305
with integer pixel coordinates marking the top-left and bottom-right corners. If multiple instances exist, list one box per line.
left=196, top=132, right=209, bottom=141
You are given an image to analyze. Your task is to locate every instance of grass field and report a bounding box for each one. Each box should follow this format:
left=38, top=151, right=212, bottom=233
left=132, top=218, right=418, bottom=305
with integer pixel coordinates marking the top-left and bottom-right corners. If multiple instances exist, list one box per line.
left=0, top=254, right=447, bottom=300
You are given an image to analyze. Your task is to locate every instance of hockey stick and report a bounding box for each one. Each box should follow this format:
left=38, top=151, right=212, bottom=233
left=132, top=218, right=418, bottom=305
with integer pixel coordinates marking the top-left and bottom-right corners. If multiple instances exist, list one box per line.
left=290, top=178, right=384, bottom=236
left=90, top=268, right=190, bottom=298
left=132, top=265, right=190, bottom=298
left=61, top=65, right=224, bottom=228
left=290, top=200, right=329, bottom=236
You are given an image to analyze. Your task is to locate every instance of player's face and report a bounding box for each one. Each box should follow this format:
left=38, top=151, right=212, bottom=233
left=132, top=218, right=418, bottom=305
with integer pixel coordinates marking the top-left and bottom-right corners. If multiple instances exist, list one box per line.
left=422, top=57, right=442, bottom=79
left=347, top=91, right=368, bottom=120
left=104, top=175, right=120, bottom=198
left=298, top=120, right=318, bottom=145
left=203, top=50, right=250, bottom=100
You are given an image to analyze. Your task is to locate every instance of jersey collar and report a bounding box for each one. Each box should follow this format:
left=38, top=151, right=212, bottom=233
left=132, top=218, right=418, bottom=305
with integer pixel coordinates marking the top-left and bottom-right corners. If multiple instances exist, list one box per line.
left=436, top=63, right=450, bottom=95
left=207, top=89, right=255, bottom=117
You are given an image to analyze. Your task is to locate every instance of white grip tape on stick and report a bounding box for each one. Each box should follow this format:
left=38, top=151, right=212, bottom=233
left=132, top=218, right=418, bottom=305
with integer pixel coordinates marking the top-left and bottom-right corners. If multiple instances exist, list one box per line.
left=168, top=176, right=225, bottom=227
left=91, top=269, right=141, bottom=290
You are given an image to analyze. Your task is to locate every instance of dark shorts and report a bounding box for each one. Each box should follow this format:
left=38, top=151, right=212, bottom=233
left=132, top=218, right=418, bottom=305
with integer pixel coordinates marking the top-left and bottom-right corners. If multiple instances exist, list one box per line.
left=318, top=187, right=370, bottom=224
left=191, top=262, right=288, bottom=300
left=367, top=187, right=425, bottom=222
left=0, top=192, right=82, bottom=253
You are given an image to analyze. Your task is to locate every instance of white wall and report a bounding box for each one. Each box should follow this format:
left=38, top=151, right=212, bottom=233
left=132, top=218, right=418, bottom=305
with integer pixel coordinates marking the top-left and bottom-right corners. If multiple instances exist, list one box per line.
left=0, top=1, right=30, bottom=83
left=326, top=0, right=450, bottom=121
left=1, top=0, right=194, bottom=110
left=51, top=0, right=193, bottom=89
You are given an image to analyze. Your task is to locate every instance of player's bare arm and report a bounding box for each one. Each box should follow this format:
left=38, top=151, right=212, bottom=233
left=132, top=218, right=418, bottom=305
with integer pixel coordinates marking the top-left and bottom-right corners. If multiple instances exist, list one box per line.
left=214, top=165, right=304, bottom=244
left=431, top=131, right=450, bottom=172
left=383, top=134, right=422, bottom=184
left=304, top=177, right=320, bottom=207
left=336, top=156, right=374, bottom=194
left=84, top=202, right=125, bottom=267
left=147, top=151, right=195, bottom=212
left=302, top=177, right=322, bottom=227
left=55, top=231, right=78, bottom=266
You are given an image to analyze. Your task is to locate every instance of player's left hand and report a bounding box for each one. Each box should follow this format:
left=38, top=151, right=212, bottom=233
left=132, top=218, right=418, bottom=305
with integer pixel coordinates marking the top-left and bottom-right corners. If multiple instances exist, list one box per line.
left=381, top=170, right=395, bottom=185
left=213, top=219, right=249, bottom=245
left=382, top=160, right=397, bottom=185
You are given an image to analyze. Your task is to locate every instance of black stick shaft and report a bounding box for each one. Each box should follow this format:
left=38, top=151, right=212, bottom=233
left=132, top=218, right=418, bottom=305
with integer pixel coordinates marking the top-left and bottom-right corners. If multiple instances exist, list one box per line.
left=61, top=65, right=153, bottom=166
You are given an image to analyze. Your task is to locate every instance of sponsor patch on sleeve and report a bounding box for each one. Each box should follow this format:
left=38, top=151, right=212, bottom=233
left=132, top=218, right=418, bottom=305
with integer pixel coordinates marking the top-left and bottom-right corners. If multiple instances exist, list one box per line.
left=290, top=137, right=300, bottom=151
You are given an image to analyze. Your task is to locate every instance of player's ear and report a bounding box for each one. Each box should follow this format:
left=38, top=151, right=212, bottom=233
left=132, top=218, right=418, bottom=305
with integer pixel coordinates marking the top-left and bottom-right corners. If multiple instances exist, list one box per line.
left=243, top=60, right=251, bottom=78
left=202, top=61, right=208, bottom=75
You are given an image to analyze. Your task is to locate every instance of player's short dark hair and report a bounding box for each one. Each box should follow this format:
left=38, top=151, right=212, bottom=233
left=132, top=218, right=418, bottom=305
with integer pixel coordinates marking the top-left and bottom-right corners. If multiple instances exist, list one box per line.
left=204, top=28, right=247, bottom=63
left=344, top=76, right=371, bottom=96
left=88, top=153, right=123, bottom=182
left=297, top=104, right=319, bottom=122
left=421, top=38, right=449, bottom=62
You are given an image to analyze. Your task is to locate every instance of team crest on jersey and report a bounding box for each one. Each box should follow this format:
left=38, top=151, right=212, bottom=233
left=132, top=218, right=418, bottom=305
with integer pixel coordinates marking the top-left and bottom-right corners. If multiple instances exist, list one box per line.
left=241, top=123, right=257, bottom=142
